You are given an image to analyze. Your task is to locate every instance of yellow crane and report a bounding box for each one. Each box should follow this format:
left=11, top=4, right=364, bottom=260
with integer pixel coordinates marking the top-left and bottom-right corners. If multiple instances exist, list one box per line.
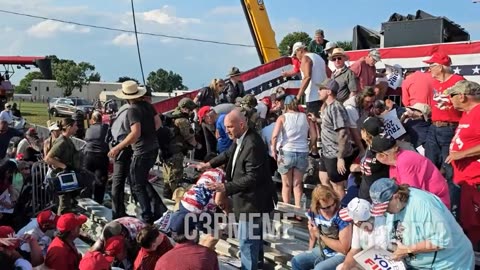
left=241, top=0, right=281, bottom=64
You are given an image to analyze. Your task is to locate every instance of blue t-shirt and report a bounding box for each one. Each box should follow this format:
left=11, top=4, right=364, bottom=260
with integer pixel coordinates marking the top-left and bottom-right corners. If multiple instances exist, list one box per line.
left=311, top=211, right=350, bottom=257
left=390, top=188, right=474, bottom=269
left=216, top=114, right=232, bottom=153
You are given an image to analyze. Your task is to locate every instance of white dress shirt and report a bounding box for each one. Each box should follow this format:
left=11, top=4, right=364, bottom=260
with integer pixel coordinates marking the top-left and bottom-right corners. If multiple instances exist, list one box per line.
left=231, top=130, right=247, bottom=176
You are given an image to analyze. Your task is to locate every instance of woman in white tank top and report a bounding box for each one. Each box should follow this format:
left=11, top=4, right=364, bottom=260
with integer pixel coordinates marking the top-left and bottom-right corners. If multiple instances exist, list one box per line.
left=271, top=96, right=317, bottom=208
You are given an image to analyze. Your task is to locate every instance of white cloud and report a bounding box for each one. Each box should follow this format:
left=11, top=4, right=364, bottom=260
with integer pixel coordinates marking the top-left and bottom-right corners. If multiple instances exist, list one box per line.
left=112, top=33, right=137, bottom=46
left=209, top=6, right=243, bottom=16
left=142, top=5, right=200, bottom=25
left=27, top=20, right=90, bottom=38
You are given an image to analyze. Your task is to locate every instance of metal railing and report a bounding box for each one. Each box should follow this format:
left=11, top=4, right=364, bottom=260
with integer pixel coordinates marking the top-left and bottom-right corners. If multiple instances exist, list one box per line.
left=31, top=161, right=55, bottom=215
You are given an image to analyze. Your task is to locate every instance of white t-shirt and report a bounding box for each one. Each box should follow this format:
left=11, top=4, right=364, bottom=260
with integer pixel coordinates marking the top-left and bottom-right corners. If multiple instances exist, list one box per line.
left=301, top=53, right=327, bottom=103
left=17, top=219, right=53, bottom=253
left=0, top=110, right=13, bottom=124
left=351, top=216, right=389, bottom=250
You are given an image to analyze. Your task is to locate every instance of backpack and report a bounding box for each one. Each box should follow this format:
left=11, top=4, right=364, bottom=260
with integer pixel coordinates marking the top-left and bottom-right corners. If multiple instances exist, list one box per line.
left=157, top=112, right=189, bottom=161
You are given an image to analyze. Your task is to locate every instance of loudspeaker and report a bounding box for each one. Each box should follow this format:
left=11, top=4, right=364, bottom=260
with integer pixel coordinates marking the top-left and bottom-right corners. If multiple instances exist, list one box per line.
left=382, top=18, right=470, bottom=48
left=35, top=59, right=53, bottom=79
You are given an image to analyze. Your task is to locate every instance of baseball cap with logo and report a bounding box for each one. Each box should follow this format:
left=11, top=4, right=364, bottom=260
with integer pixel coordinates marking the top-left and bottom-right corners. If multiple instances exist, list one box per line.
left=79, top=251, right=111, bottom=270
left=318, top=78, right=340, bottom=94
left=57, top=213, right=87, bottom=233
left=423, top=52, right=452, bottom=66
left=445, top=80, right=480, bottom=97
left=339, top=198, right=372, bottom=222
left=197, top=106, right=214, bottom=124
left=104, top=235, right=125, bottom=262
left=36, top=210, right=59, bottom=227
left=290, top=42, right=306, bottom=57
left=369, top=178, right=399, bottom=216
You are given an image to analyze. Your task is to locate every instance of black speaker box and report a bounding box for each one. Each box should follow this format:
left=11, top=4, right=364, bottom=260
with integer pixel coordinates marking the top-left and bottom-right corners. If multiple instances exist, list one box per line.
left=382, top=18, right=470, bottom=48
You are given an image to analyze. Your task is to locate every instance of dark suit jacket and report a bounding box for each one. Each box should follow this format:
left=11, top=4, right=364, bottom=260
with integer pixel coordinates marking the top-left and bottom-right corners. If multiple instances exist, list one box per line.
left=209, top=128, right=276, bottom=217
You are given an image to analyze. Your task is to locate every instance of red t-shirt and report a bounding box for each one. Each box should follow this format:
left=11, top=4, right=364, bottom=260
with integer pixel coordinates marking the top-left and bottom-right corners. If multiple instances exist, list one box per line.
left=292, top=57, right=301, bottom=73
left=450, top=103, right=480, bottom=185
left=154, top=241, right=219, bottom=270
left=349, top=57, right=376, bottom=91
left=431, top=74, right=464, bottom=122
left=401, top=71, right=433, bottom=107
left=45, top=237, right=81, bottom=270
left=134, top=234, right=173, bottom=270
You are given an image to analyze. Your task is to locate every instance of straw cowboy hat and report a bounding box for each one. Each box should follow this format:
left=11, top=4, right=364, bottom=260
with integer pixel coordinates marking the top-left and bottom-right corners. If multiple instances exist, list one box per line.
left=114, top=80, right=147, bottom=100
left=329, top=48, right=347, bottom=60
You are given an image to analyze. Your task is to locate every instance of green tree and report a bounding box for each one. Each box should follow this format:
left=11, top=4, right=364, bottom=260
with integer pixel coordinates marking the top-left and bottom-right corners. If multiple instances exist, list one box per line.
left=88, top=72, right=101, bottom=82
left=117, top=76, right=140, bottom=84
left=278, top=32, right=312, bottom=56
left=15, top=71, right=43, bottom=94
left=147, top=68, right=187, bottom=92
left=336, top=41, right=353, bottom=51
left=47, top=55, right=100, bottom=96
left=53, top=60, right=97, bottom=96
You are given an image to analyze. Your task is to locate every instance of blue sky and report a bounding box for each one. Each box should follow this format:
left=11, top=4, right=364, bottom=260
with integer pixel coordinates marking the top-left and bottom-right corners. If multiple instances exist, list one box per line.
left=1, top=0, right=480, bottom=90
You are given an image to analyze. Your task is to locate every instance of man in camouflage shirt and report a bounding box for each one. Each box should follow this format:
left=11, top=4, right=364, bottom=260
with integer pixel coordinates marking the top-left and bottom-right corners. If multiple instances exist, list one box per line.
left=162, top=98, right=201, bottom=198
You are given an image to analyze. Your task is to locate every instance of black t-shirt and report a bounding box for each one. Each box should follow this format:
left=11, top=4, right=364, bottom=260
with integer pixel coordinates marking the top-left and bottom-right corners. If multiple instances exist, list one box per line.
left=359, top=148, right=390, bottom=202
left=126, top=100, right=159, bottom=155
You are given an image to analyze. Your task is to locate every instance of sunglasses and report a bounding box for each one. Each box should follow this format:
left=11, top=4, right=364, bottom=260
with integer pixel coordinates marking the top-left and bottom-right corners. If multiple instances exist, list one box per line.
left=319, top=202, right=336, bottom=210
left=449, top=93, right=460, bottom=98
left=332, top=57, right=343, bottom=61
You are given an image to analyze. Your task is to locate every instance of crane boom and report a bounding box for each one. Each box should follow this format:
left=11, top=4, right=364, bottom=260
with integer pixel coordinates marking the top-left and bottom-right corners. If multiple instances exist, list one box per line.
left=241, top=0, right=280, bottom=64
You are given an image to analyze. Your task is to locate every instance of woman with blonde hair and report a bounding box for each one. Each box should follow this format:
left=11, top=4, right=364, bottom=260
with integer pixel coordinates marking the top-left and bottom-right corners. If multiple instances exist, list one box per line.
left=194, top=78, right=225, bottom=107
left=291, top=185, right=352, bottom=270
left=271, top=95, right=316, bottom=209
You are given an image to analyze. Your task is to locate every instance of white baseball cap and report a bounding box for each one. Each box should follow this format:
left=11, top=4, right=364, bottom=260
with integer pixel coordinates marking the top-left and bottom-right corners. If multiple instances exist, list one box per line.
left=339, top=198, right=372, bottom=222
left=290, top=42, right=306, bottom=57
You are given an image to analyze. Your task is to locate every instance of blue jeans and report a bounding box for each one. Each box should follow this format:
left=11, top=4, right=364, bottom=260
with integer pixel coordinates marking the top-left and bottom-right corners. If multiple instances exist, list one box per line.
left=291, top=247, right=345, bottom=270
left=130, top=150, right=167, bottom=223
left=424, top=124, right=460, bottom=216
left=238, top=216, right=264, bottom=270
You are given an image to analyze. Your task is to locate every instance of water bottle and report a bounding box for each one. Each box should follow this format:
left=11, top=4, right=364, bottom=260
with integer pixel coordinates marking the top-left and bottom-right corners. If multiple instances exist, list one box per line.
left=301, top=193, right=307, bottom=209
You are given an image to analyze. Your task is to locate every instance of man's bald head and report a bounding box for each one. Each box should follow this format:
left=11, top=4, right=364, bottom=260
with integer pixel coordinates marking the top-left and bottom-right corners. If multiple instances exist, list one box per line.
left=224, top=108, right=248, bottom=139
left=226, top=108, right=247, bottom=124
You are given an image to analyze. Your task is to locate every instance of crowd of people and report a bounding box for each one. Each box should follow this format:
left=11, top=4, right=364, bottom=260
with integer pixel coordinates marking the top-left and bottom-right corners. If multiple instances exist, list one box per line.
left=0, top=28, right=479, bottom=270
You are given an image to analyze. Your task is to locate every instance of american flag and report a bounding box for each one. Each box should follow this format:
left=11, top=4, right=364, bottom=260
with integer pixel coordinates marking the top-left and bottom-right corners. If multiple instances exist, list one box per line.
left=152, top=40, right=480, bottom=113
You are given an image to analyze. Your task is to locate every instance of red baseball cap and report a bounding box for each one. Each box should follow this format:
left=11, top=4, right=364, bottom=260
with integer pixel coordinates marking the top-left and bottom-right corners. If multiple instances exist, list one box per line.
left=37, top=210, right=59, bottom=227
left=0, top=226, right=15, bottom=238
left=57, top=213, right=87, bottom=233
left=104, top=235, right=125, bottom=262
left=197, top=106, right=213, bottom=124
left=79, top=251, right=111, bottom=270
left=423, top=52, right=451, bottom=66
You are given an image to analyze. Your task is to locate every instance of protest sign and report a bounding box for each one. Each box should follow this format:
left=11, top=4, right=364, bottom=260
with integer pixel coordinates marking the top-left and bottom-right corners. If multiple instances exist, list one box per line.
left=381, top=109, right=406, bottom=139
left=354, top=246, right=406, bottom=270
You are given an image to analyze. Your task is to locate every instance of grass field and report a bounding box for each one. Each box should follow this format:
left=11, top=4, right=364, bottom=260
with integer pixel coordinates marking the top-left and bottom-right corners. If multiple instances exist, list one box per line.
left=16, top=101, right=63, bottom=127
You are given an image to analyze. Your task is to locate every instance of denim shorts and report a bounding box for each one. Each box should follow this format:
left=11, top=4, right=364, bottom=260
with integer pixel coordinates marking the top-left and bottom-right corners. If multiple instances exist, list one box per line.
left=277, top=151, right=309, bottom=175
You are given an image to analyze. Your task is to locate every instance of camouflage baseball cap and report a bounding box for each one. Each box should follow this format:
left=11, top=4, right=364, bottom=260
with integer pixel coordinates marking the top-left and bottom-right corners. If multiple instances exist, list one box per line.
left=444, top=80, right=480, bottom=96
left=241, top=94, right=258, bottom=108
left=178, top=97, right=197, bottom=110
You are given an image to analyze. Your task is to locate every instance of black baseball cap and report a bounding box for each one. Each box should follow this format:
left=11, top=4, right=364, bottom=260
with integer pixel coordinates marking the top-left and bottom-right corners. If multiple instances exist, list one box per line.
left=362, top=117, right=384, bottom=136
left=370, top=134, right=396, bottom=153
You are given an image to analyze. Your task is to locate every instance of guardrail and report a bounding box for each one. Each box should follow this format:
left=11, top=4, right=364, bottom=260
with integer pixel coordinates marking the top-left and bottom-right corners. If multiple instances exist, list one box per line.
left=31, top=161, right=55, bottom=215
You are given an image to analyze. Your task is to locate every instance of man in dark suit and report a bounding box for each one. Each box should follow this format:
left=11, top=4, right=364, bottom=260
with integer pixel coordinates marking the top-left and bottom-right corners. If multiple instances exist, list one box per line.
left=195, top=108, right=276, bottom=270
